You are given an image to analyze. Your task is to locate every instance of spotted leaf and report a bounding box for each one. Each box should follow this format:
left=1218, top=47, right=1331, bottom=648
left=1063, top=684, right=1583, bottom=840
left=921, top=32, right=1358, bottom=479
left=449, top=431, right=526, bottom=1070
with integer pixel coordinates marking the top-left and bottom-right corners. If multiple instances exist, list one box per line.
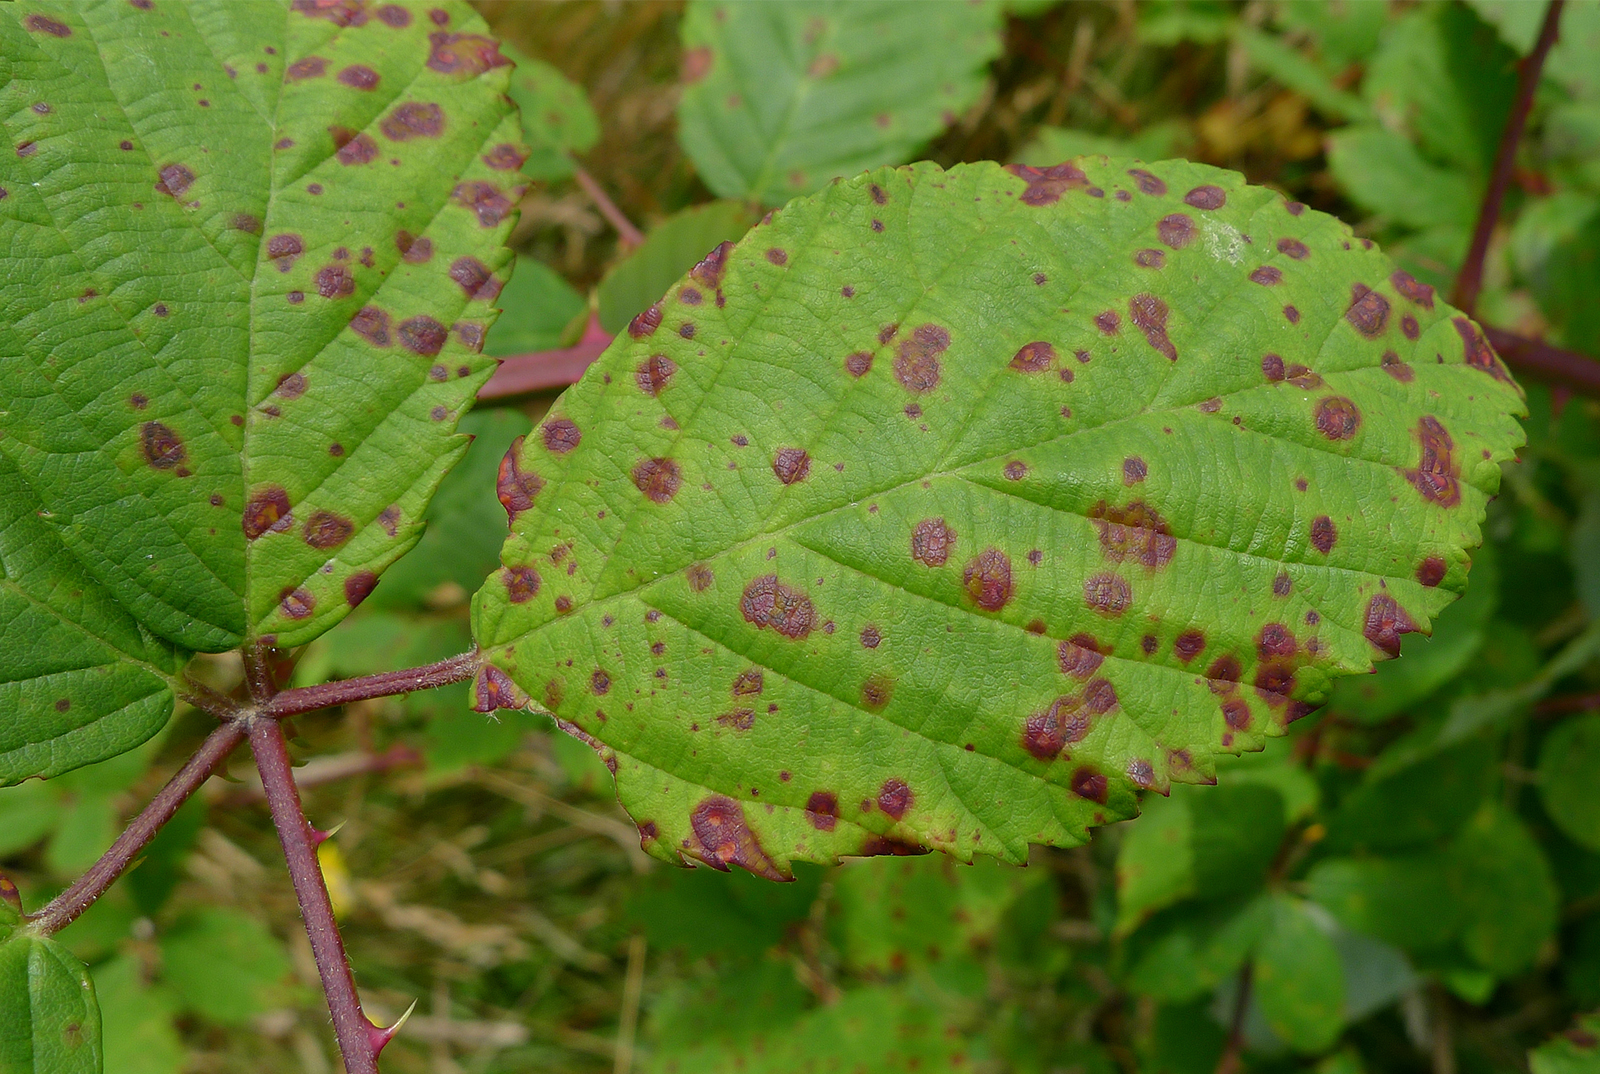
left=0, top=0, right=522, bottom=651
left=675, top=0, right=1002, bottom=204
left=472, top=158, right=1525, bottom=877
left=0, top=906, right=100, bottom=1074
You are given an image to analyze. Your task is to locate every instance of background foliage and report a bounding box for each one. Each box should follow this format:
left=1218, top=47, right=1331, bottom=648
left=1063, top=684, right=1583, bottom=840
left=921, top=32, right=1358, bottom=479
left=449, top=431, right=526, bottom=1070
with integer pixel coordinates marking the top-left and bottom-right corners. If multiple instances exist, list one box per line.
left=4, top=1, right=1599, bottom=1071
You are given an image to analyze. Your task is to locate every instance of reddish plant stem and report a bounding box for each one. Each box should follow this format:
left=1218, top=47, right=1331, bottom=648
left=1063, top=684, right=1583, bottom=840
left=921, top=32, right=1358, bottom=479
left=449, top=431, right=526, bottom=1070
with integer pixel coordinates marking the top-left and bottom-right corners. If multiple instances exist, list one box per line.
left=250, top=718, right=379, bottom=1074
left=261, top=651, right=480, bottom=722
left=1485, top=327, right=1600, bottom=397
left=27, top=720, right=247, bottom=936
left=479, top=338, right=611, bottom=399
left=1535, top=690, right=1600, bottom=716
left=1451, top=0, right=1566, bottom=316
left=1214, top=962, right=1253, bottom=1074
left=571, top=162, right=644, bottom=249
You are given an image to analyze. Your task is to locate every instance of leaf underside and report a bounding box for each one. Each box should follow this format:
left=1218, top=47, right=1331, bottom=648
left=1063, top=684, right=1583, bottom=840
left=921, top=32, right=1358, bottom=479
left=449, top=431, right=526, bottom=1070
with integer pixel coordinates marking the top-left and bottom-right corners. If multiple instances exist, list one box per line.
left=0, top=926, right=100, bottom=1074
left=472, top=157, right=1525, bottom=879
left=0, top=0, right=522, bottom=654
left=675, top=0, right=1002, bottom=204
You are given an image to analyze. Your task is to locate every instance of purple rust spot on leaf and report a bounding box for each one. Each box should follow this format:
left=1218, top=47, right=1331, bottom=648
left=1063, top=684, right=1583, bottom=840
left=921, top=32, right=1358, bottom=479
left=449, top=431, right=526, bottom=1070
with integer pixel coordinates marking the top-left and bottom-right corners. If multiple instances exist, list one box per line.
left=1174, top=629, right=1206, bottom=662
left=1123, top=457, right=1147, bottom=485
left=1223, top=698, right=1251, bottom=729
left=1391, top=270, right=1434, bottom=308
left=452, top=181, right=513, bottom=227
left=629, top=303, right=663, bottom=339
left=1127, top=168, right=1166, bottom=196
left=1085, top=677, right=1118, bottom=714
left=878, top=779, right=912, bottom=820
left=635, top=354, right=676, bottom=396
left=773, top=448, right=811, bottom=484
left=303, top=510, right=353, bottom=549
left=1417, top=556, right=1447, bottom=587
left=1402, top=313, right=1420, bottom=340
left=1091, top=501, right=1176, bottom=569
left=449, top=256, right=502, bottom=300
left=860, top=624, right=882, bottom=649
left=1059, top=634, right=1106, bottom=679
left=1382, top=350, right=1414, bottom=382
left=497, top=437, right=543, bottom=520
left=1452, top=317, right=1511, bottom=382
left=681, top=45, right=713, bottom=84
left=1005, top=162, right=1088, bottom=205
left=280, top=587, right=314, bottom=619
left=894, top=323, right=948, bottom=392
left=1011, top=341, right=1057, bottom=372
left=1277, top=237, right=1309, bottom=259
left=24, top=14, right=72, bottom=35
left=1071, top=767, right=1108, bottom=803
left=1364, top=594, right=1418, bottom=657
left=1346, top=283, right=1390, bottom=337
left=156, top=164, right=196, bottom=198
left=1184, top=185, right=1225, bottom=209
left=337, top=64, right=379, bottom=89
left=741, top=575, right=815, bottom=639
left=427, top=32, right=508, bottom=76
left=590, top=669, right=610, bottom=696
left=376, top=4, right=411, bottom=26
left=1284, top=305, right=1301, bottom=324
left=141, top=422, right=187, bottom=470
left=286, top=57, right=327, bottom=81
left=1130, top=293, right=1177, bottom=360
left=504, top=567, right=540, bottom=603
left=1310, top=515, right=1337, bottom=554
left=1158, top=213, right=1195, bottom=248
left=687, top=563, right=714, bottom=591
left=1004, top=460, right=1028, bottom=480
left=243, top=486, right=291, bottom=539
left=805, top=791, right=838, bottom=831
left=1250, top=266, right=1282, bottom=286
left=396, top=230, right=432, bottom=263
left=1406, top=416, right=1462, bottom=506
left=846, top=351, right=873, bottom=376
left=398, top=316, right=447, bottom=355
left=381, top=102, right=444, bottom=140
left=732, top=669, right=763, bottom=696
left=1084, top=573, right=1132, bottom=615
left=542, top=418, right=581, bottom=454
left=691, top=241, right=733, bottom=287
left=1315, top=396, right=1361, bottom=440
left=315, top=265, right=354, bottom=298
left=344, top=571, right=378, bottom=606
left=1208, top=655, right=1242, bottom=692
left=963, top=548, right=1014, bottom=611
left=632, top=458, right=682, bottom=503
left=1136, top=248, right=1166, bottom=269
left=483, top=143, right=527, bottom=170
left=911, top=518, right=954, bottom=566
left=861, top=674, right=894, bottom=712
left=691, top=796, right=784, bottom=879
left=350, top=306, right=392, bottom=345
left=1257, top=623, right=1296, bottom=659
left=1273, top=572, right=1292, bottom=597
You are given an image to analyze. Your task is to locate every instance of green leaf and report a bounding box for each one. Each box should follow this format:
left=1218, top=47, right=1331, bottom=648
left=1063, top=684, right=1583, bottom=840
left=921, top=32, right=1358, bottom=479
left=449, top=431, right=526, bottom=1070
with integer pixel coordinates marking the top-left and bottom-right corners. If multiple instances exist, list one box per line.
left=1453, top=803, right=1559, bottom=976
left=158, top=907, right=296, bottom=1026
left=92, top=956, right=184, bottom=1074
left=0, top=452, right=180, bottom=784
left=0, top=928, right=100, bottom=1074
left=1232, top=25, right=1370, bottom=122
left=0, top=1, right=522, bottom=652
left=501, top=45, right=599, bottom=182
left=1124, top=895, right=1274, bottom=1002
left=1325, top=738, right=1497, bottom=852
left=1019, top=123, right=1189, bottom=168
left=629, top=862, right=820, bottom=962
left=483, top=257, right=586, bottom=358
left=1542, top=715, right=1600, bottom=851
left=1531, top=1013, right=1600, bottom=1074
left=1115, top=784, right=1285, bottom=934
left=472, top=157, right=1526, bottom=877
left=675, top=1, right=1002, bottom=204
left=596, top=201, right=761, bottom=336
left=645, top=985, right=968, bottom=1074
left=1306, top=853, right=1464, bottom=952
left=833, top=855, right=1027, bottom=973
left=1254, top=895, right=1346, bottom=1052
left=1326, top=127, right=1478, bottom=231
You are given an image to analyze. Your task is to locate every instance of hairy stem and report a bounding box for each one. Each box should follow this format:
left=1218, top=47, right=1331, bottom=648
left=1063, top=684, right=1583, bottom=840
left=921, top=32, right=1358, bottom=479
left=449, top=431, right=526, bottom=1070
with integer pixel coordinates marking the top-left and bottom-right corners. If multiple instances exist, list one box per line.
left=27, top=720, right=247, bottom=936
left=571, top=162, right=645, bottom=249
left=261, top=650, right=480, bottom=722
left=1451, top=0, right=1566, bottom=315
left=251, top=718, right=378, bottom=1074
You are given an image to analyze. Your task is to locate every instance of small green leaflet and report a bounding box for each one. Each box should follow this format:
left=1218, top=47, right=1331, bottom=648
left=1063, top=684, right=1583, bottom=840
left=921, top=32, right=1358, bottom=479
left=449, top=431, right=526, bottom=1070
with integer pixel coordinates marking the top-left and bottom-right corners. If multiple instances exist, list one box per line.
left=472, top=157, right=1526, bottom=877
left=675, top=0, right=1002, bottom=204
left=500, top=44, right=600, bottom=182
left=0, top=0, right=522, bottom=652
left=0, top=904, right=100, bottom=1074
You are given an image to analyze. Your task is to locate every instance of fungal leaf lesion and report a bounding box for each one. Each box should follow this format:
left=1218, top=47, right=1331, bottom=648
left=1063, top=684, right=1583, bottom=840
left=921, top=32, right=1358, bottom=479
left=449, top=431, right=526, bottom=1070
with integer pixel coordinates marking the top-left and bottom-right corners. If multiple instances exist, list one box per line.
left=472, top=155, right=1524, bottom=881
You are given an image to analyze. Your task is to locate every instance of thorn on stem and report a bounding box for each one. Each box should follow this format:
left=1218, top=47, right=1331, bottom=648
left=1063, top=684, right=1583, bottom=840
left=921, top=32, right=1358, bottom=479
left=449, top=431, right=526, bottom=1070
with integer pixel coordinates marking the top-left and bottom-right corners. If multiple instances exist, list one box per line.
left=366, top=998, right=417, bottom=1057
left=311, top=820, right=347, bottom=847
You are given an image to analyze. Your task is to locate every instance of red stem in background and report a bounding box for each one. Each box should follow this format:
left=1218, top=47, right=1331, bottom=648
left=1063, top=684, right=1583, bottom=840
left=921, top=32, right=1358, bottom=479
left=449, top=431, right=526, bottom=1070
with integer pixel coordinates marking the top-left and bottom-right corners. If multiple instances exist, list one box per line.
left=1451, top=0, right=1566, bottom=316
left=571, top=162, right=644, bottom=249
left=479, top=314, right=614, bottom=400
left=261, top=651, right=480, bottom=722
left=26, top=720, right=247, bottom=936
left=1485, top=328, right=1600, bottom=397
left=251, top=718, right=379, bottom=1074
left=1214, top=962, right=1254, bottom=1074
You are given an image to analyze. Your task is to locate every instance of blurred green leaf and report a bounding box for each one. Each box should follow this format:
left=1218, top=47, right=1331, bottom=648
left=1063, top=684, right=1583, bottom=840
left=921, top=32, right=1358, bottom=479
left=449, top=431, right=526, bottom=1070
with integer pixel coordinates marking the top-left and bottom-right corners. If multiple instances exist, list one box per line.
left=1254, top=895, right=1345, bottom=1052
left=676, top=0, right=1003, bottom=203
left=1530, top=1012, right=1600, bottom=1074
left=1276, top=0, right=1388, bottom=71
left=628, top=864, right=820, bottom=962
left=92, top=956, right=184, bottom=1074
left=1124, top=895, right=1274, bottom=1002
left=1019, top=123, right=1189, bottom=167
left=1326, top=126, right=1477, bottom=230
left=1327, top=738, right=1496, bottom=852
left=834, top=855, right=1028, bottom=974
left=596, top=201, right=760, bottom=335
left=158, top=908, right=297, bottom=1026
left=483, top=258, right=587, bottom=358
left=1454, top=804, right=1559, bottom=976
left=1307, top=853, right=1464, bottom=952
left=1539, top=714, right=1600, bottom=851
left=1233, top=25, right=1370, bottom=122
left=502, top=45, right=600, bottom=182
left=126, top=796, right=205, bottom=918
left=0, top=927, right=99, bottom=1073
